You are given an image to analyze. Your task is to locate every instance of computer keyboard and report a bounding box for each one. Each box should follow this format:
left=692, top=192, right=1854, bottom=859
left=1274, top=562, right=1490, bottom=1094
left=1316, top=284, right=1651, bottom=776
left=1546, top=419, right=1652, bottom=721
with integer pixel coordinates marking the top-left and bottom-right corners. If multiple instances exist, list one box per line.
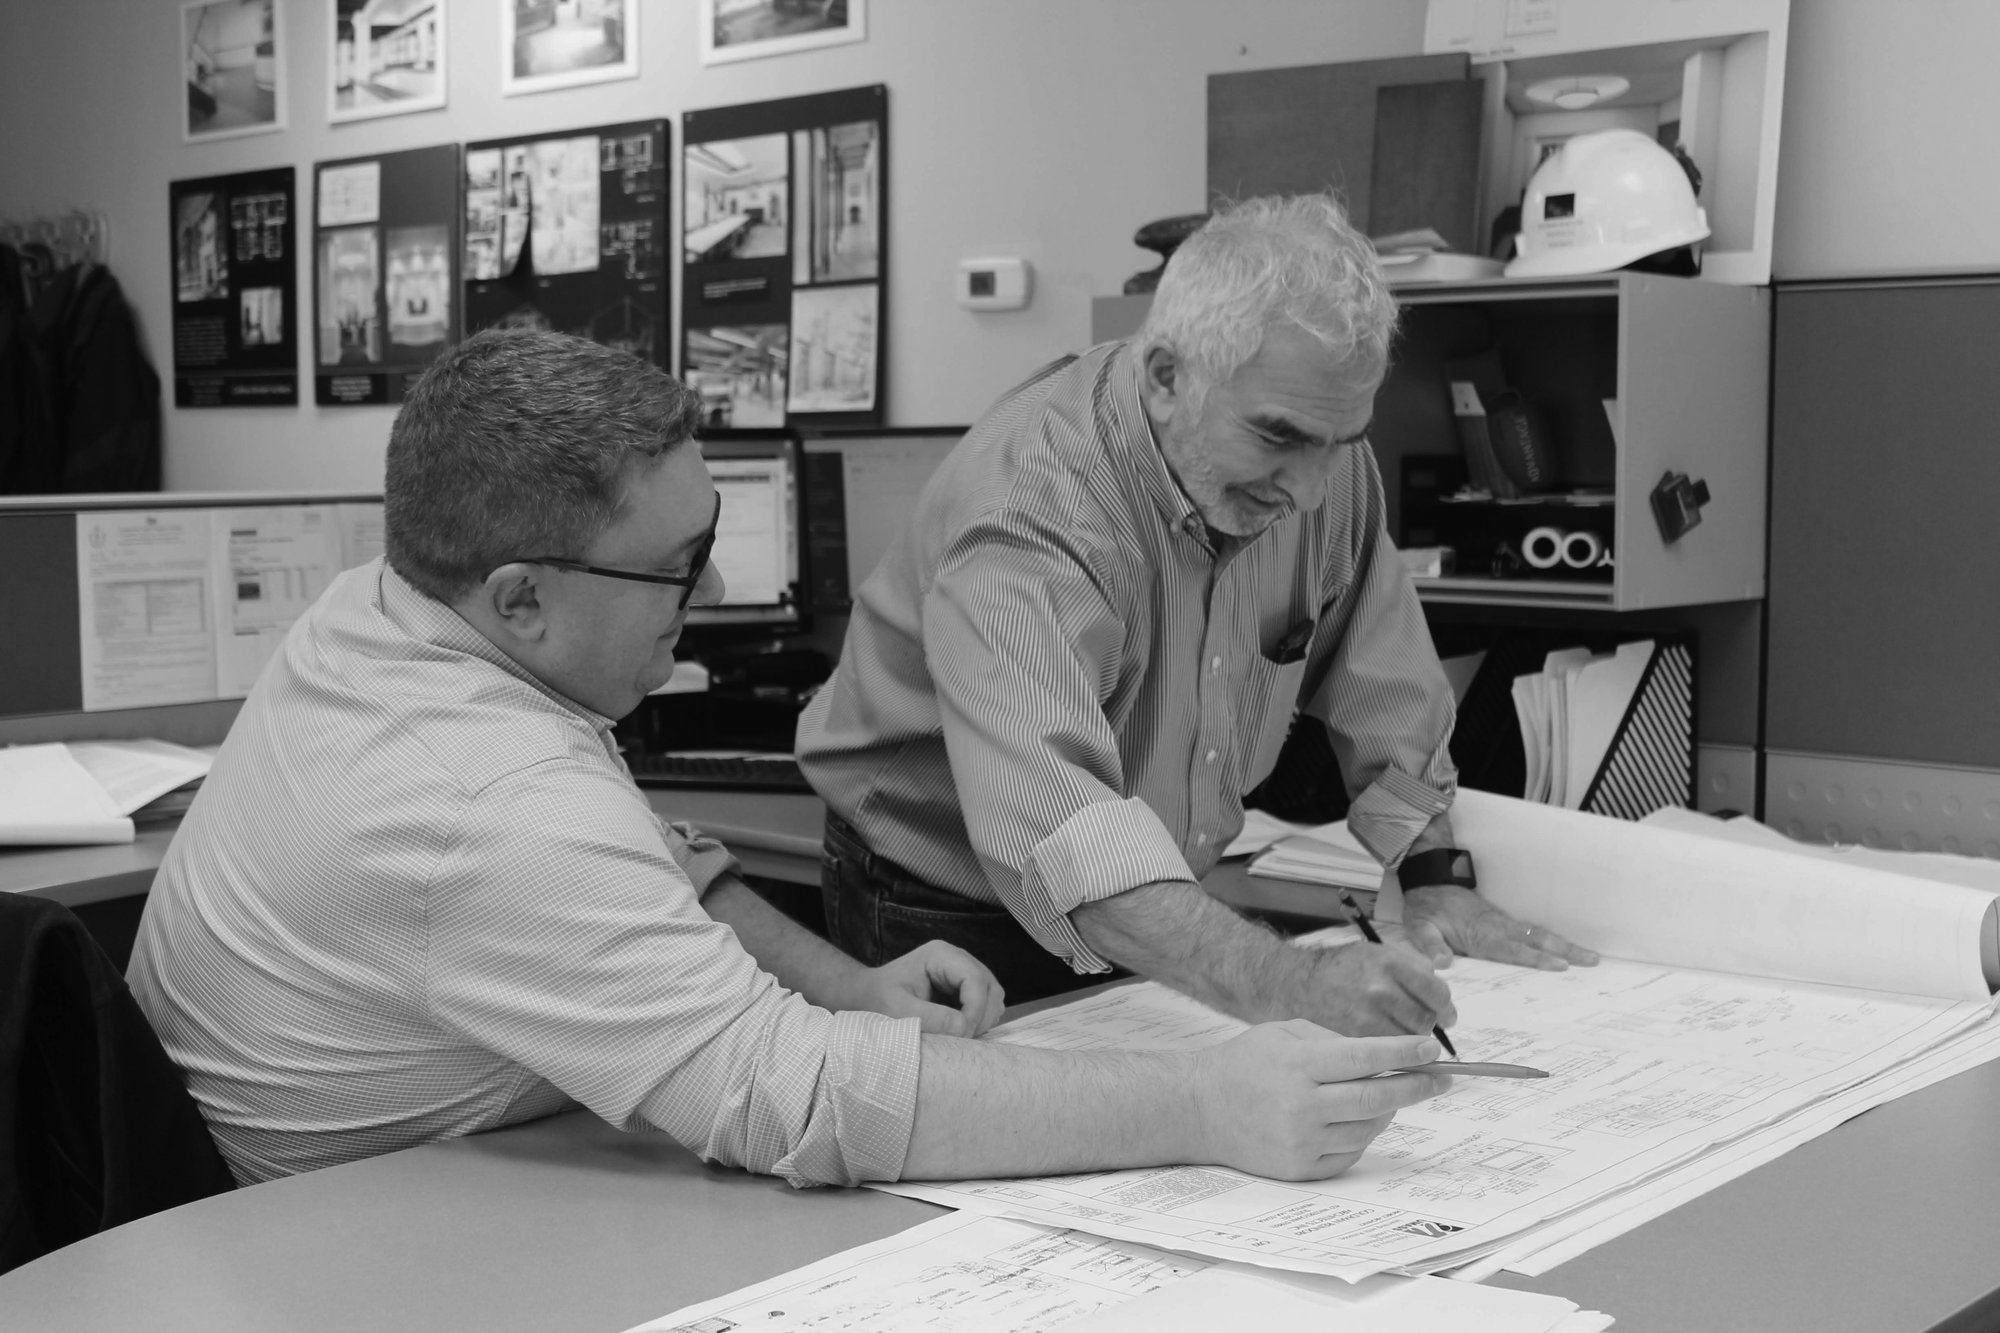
left=624, top=750, right=814, bottom=793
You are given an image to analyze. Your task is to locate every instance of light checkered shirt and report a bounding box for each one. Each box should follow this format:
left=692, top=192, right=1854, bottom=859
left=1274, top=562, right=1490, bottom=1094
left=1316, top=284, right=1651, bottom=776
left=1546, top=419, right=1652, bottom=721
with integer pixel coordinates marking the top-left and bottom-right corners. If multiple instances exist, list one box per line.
left=129, top=559, right=920, bottom=1187
left=798, top=341, right=1457, bottom=972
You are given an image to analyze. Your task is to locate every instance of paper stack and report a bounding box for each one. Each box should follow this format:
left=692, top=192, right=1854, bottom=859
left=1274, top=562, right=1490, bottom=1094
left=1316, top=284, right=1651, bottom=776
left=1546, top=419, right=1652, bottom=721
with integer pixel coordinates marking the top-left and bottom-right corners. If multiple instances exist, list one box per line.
left=0, top=739, right=213, bottom=845
left=875, top=791, right=2000, bottom=1285
left=1245, top=816, right=1384, bottom=892
left=623, top=1211, right=1611, bottom=1333
left=1512, top=639, right=1655, bottom=808
left=1372, top=227, right=1506, bottom=285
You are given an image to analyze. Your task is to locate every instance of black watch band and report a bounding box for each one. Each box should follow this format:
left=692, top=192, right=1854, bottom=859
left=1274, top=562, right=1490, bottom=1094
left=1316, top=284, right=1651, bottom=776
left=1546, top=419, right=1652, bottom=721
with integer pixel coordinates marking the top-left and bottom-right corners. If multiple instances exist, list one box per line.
left=1399, top=847, right=1477, bottom=890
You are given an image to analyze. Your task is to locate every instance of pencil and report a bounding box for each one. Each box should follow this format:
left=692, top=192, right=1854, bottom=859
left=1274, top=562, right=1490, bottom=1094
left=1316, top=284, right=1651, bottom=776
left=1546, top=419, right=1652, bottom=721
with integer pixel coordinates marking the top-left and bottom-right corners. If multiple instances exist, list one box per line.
left=1337, top=889, right=1460, bottom=1059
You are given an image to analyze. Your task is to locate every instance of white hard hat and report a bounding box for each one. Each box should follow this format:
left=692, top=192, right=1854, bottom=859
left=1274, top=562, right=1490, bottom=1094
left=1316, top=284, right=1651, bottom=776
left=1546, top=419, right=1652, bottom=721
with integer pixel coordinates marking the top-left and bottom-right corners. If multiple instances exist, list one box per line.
left=1504, top=128, right=1710, bottom=278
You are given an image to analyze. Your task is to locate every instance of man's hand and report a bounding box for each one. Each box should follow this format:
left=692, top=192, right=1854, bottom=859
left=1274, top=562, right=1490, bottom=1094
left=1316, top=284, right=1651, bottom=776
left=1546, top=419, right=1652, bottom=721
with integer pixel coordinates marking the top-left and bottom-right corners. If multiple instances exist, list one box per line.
left=1286, top=940, right=1458, bottom=1037
left=1401, top=884, right=1599, bottom=971
left=1191, top=1023, right=1451, bottom=1180
left=842, top=940, right=1006, bottom=1037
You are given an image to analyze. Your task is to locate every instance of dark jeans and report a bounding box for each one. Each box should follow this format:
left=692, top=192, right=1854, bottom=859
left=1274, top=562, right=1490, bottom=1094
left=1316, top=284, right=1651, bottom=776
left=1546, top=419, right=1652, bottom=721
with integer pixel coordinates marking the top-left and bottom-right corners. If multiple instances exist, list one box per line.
left=821, top=812, right=1125, bottom=1004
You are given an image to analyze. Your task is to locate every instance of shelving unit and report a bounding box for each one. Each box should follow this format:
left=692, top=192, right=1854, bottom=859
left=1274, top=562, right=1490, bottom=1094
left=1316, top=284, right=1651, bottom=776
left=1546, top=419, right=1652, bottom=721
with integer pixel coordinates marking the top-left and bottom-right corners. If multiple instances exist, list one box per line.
left=1378, top=273, right=1769, bottom=612
left=1093, top=273, right=1769, bottom=612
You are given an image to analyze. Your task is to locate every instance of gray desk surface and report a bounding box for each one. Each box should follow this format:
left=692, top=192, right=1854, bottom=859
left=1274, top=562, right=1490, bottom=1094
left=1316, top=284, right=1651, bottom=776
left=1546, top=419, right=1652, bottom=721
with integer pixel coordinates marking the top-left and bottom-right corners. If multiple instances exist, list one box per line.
left=8, top=792, right=2000, bottom=1328
left=6, top=1047, right=2000, bottom=1331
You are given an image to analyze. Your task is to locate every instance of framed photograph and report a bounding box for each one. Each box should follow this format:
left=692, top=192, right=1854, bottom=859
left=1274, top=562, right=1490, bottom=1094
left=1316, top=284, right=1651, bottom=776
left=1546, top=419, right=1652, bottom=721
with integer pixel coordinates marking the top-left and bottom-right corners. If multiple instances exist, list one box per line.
left=502, top=0, right=638, bottom=96
left=684, top=134, right=790, bottom=264
left=686, top=325, right=788, bottom=429
left=183, top=0, right=285, bottom=142
left=700, top=0, right=865, bottom=66
left=787, top=283, right=876, bottom=414
left=795, top=120, right=879, bottom=282
left=328, top=0, right=446, bottom=123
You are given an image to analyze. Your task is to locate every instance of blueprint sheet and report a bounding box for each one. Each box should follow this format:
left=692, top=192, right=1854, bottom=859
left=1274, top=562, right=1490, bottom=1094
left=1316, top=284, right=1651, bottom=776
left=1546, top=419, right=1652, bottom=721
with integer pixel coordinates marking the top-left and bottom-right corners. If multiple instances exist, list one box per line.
left=875, top=954, right=1995, bottom=1280
left=622, top=1211, right=1604, bottom=1333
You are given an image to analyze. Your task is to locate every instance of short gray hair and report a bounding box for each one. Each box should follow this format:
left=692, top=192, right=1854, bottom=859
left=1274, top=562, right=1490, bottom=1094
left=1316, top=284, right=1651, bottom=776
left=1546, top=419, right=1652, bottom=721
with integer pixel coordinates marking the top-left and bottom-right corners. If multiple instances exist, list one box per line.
left=1137, top=193, right=1399, bottom=396
left=385, top=329, right=702, bottom=602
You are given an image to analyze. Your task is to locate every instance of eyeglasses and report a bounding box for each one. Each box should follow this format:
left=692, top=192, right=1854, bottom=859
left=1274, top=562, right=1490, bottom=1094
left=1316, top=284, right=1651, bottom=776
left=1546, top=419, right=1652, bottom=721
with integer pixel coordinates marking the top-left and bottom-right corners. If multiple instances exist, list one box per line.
left=516, top=492, right=720, bottom=611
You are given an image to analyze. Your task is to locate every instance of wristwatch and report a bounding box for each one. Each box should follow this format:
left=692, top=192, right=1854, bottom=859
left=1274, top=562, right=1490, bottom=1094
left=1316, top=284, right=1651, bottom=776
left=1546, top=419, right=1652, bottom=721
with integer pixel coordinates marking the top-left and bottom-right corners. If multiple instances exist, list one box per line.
left=1399, top=847, right=1478, bottom=891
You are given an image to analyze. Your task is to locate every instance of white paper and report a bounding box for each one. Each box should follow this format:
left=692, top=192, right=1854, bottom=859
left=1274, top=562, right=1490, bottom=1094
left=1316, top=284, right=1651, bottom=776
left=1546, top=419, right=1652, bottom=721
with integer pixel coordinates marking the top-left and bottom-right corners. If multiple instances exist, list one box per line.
left=623, top=1211, right=1598, bottom=1333
left=76, top=509, right=219, bottom=711
left=0, top=743, right=134, bottom=845
left=1248, top=817, right=1385, bottom=890
left=63, top=738, right=212, bottom=815
left=622, top=1213, right=1206, bottom=1333
left=878, top=948, right=1994, bottom=1280
left=1458, top=788, right=1999, bottom=1000
left=212, top=506, right=345, bottom=698
left=317, top=161, right=382, bottom=227
left=529, top=136, right=600, bottom=276
left=1225, top=808, right=1308, bottom=858
left=1070, top=1261, right=1603, bottom=1333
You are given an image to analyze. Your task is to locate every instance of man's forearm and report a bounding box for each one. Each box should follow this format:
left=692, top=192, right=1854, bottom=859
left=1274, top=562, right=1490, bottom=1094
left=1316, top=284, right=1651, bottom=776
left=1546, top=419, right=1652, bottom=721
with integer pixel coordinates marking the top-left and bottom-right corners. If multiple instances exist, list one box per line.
left=703, top=875, right=864, bottom=1010
left=1071, top=880, right=1309, bottom=1022
left=903, top=1034, right=1201, bottom=1179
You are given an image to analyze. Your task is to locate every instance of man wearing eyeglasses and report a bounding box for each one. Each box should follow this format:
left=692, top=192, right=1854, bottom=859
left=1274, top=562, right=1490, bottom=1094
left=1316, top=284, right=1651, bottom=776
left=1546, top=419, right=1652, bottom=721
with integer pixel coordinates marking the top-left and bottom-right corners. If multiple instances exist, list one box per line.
left=129, top=328, right=1451, bottom=1192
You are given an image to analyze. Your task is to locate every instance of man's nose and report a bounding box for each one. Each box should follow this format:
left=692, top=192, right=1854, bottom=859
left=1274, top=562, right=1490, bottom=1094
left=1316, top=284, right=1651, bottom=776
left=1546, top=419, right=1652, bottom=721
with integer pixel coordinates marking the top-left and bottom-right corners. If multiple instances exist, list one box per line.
left=1277, top=446, right=1341, bottom=508
left=691, top=561, right=727, bottom=607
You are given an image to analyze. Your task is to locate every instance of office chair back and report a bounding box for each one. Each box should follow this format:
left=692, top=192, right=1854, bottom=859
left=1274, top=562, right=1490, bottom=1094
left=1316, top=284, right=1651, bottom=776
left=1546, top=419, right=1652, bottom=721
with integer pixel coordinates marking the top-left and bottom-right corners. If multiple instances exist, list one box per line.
left=0, top=893, right=236, bottom=1274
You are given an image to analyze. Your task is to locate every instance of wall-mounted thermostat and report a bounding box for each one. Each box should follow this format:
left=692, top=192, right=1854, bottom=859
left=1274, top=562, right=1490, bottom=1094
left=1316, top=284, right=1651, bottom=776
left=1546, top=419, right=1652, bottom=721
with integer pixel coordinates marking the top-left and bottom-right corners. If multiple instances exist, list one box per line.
left=957, top=256, right=1032, bottom=311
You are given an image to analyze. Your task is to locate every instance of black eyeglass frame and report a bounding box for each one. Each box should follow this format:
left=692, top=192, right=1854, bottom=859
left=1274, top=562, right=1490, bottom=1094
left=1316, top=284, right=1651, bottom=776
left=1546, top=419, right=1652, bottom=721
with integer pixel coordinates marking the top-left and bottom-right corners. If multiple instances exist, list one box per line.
left=513, top=492, right=720, bottom=610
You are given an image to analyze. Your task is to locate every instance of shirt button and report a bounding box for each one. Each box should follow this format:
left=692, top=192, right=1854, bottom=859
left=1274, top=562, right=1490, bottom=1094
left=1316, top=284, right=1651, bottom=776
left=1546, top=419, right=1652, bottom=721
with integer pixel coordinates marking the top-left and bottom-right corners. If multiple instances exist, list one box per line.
left=1205, top=749, right=1219, bottom=764
left=1210, top=656, right=1222, bottom=672
left=1196, top=832, right=1209, bottom=846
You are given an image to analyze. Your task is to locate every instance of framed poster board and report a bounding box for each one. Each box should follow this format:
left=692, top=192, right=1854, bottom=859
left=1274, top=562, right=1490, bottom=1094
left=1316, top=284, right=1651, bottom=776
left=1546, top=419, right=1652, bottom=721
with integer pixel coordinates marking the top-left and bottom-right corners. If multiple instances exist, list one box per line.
left=463, top=119, right=669, bottom=367
left=314, top=144, right=461, bottom=405
left=682, top=84, right=885, bottom=430
left=169, top=166, right=298, bottom=407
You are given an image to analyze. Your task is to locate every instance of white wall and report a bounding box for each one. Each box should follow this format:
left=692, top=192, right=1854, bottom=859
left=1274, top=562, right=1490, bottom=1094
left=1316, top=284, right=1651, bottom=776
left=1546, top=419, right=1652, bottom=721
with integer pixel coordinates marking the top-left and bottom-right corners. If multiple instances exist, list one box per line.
left=0, top=0, right=1422, bottom=492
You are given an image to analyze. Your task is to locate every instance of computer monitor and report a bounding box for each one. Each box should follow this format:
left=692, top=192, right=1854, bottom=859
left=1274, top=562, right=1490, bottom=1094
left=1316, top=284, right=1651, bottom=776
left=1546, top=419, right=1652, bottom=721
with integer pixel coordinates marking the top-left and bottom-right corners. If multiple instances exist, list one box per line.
left=0, top=492, right=383, bottom=745
left=798, top=427, right=967, bottom=613
left=684, top=434, right=805, bottom=632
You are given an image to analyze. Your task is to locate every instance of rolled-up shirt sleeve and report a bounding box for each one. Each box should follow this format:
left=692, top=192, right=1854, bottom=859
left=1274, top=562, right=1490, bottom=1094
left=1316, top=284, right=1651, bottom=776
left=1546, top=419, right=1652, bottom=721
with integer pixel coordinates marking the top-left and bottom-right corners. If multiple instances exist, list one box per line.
left=1308, top=447, right=1458, bottom=868
left=651, top=813, right=742, bottom=898
left=425, top=761, right=920, bottom=1186
left=925, top=513, right=1196, bottom=972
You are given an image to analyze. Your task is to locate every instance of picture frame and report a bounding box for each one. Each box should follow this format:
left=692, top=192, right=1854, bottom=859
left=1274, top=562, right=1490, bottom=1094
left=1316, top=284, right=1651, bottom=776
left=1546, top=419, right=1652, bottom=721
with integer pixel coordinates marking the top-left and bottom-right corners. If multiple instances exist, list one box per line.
left=699, top=0, right=865, bottom=67
left=328, top=0, right=447, bottom=124
left=183, top=0, right=286, bottom=143
left=501, top=0, right=638, bottom=97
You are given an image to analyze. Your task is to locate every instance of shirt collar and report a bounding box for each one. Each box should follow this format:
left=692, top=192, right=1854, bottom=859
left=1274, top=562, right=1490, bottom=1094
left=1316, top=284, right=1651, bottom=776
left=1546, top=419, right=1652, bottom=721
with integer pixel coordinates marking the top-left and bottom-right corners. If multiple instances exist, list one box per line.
left=1106, top=342, right=1207, bottom=545
left=374, top=557, right=620, bottom=734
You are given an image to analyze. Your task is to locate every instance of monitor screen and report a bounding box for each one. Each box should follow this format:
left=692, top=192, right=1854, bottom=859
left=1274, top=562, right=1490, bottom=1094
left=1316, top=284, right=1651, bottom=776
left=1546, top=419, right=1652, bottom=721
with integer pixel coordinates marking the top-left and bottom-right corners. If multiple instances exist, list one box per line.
left=799, top=427, right=966, bottom=613
left=685, top=435, right=804, bottom=630
left=0, top=493, right=382, bottom=727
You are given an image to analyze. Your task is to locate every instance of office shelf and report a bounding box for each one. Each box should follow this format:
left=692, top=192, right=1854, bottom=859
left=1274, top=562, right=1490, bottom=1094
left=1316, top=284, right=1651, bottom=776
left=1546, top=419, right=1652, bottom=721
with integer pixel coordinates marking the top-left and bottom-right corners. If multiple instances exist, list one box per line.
left=1094, top=272, right=1771, bottom=613
left=1377, top=272, right=1770, bottom=612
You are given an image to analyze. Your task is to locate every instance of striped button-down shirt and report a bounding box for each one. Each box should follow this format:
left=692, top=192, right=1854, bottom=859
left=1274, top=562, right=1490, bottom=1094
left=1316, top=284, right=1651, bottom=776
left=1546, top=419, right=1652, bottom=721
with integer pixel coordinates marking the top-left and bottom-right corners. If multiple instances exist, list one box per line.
left=129, top=559, right=920, bottom=1187
left=797, top=341, right=1456, bottom=973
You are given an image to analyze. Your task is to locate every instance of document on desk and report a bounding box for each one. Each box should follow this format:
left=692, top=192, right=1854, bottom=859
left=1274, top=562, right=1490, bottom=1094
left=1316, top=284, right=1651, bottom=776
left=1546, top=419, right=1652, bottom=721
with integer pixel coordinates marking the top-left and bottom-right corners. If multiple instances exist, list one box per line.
left=0, top=743, right=134, bottom=844
left=879, top=793, right=2000, bottom=1281
left=620, top=1211, right=1607, bottom=1333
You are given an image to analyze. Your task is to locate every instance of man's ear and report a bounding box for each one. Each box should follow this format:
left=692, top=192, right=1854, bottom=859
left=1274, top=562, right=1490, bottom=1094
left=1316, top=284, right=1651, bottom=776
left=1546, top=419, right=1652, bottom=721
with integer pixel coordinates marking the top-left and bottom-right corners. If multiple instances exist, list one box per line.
left=478, top=563, right=549, bottom=644
left=1139, top=341, right=1183, bottom=428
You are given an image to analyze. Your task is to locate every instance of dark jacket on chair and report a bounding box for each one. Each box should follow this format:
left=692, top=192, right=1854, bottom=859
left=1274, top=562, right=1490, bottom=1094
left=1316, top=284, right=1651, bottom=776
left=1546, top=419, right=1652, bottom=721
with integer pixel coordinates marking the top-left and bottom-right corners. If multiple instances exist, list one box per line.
left=0, top=893, right=235, bottom=1274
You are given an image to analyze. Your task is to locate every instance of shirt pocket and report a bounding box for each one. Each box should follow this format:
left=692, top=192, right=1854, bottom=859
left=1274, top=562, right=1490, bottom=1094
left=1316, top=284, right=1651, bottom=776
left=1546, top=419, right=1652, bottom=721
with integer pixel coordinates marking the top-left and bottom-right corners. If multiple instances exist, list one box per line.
left=1242, top=653, right=1311, bottom=788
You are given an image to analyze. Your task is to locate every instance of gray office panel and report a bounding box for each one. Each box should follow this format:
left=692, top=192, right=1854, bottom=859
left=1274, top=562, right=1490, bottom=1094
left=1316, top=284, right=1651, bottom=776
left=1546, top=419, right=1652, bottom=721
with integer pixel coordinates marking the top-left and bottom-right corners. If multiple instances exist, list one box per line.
left=1768, top=280, right=2000, bottom=767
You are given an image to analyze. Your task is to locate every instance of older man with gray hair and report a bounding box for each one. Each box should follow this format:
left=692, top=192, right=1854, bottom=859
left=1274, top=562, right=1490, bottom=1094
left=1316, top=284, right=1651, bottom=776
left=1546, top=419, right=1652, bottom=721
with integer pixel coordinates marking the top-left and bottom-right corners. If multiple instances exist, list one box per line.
left=129, top=327, right=1451, bottom=1191
left=800, top=193, right=1595, bottom=1031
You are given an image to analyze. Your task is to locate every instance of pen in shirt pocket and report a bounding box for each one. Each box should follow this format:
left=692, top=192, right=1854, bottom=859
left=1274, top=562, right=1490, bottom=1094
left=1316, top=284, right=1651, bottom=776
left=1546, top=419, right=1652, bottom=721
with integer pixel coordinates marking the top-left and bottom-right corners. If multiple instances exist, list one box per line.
left=1268, top=618, right=1315, bottom=664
